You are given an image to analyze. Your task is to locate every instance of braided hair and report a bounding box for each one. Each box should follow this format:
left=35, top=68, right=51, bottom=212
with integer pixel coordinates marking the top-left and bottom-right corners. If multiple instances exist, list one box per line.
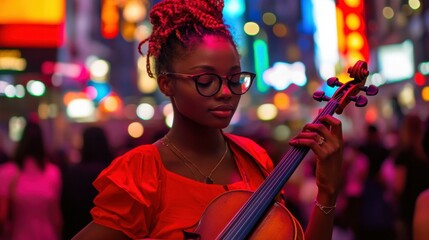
left=138, top=0, right=236, bottom=78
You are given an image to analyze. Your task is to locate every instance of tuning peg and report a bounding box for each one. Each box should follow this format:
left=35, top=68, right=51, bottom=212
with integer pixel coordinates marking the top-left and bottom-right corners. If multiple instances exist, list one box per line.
left=349, top=95, right=368, bottom=107
left=327, top=77, right=343, bottom=87
left=313, top=91, right=331, bottom=102
left=359, top=84, right=379, bottom=96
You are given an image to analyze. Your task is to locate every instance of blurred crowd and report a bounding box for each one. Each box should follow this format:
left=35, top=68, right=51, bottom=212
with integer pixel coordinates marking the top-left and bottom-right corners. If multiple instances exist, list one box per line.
left=0, top=112, right=428, bottom=240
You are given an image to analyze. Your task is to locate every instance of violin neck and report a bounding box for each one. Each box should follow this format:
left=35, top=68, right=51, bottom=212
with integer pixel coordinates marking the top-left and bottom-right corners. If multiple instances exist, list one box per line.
left=217, top=100, right=339, bottom=239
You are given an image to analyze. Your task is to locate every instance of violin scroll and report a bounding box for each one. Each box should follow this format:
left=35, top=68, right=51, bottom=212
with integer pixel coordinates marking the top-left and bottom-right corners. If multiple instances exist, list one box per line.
left=313, top=60, right=379, bottom=114
left=347, top=60, right=369, bottom=82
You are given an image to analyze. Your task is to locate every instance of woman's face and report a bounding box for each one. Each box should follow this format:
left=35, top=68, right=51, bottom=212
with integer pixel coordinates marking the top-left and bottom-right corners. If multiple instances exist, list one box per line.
left=168, top=35, right=242, bottom=129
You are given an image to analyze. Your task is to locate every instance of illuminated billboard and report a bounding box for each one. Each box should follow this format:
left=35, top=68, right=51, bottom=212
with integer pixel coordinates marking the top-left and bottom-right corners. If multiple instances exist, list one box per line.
left=0, top=0, right=66, bottom=47
left=377, top=40, right=415, bottom=83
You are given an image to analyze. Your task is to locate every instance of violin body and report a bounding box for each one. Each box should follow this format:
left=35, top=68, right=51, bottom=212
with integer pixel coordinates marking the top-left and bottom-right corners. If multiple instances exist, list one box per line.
left=185, top=190, right=304, bottom=240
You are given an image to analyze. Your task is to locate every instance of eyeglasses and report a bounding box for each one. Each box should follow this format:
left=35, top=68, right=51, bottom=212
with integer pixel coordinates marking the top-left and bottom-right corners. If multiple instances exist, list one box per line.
left=161, top=71, right=255, bottom=97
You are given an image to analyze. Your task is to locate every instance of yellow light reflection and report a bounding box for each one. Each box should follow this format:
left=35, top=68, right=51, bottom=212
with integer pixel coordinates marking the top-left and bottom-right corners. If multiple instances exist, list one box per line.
left=244, top=22, right=260, bottom=36
left=383, top=7, right=395, bottom=19
left=273, top=92, right=290, bottom=110
left=336, top=8, right=346, bottom=53
left=121, top=21, right=136, bottom=42
left=128, top=122, right=144, bottom=138
left=38, top=103, right=50, bottom=120
left=162, top=103, right=173, bottom=117
left=345, top=13, right=361, bottom=31
left=409, top=0, right=421, bottom=10
left=123, top=0, right=147, bottom=23
left=0, top=0, right=65, bottom=24
left=165, top=112, right=174, bottom=128
left=0, top=50, right=27, bottom=71
left=262, top=12, right=276, bottom=25
left=89, top=59, right=110, bottom=82
left=398, top=83, right=416, bottom=110
left=307, top=80, right=320, bottom=95
left=337, top=72, right=350, bottom=84
left=63, top=92, right=87, bottom=106
left=138, top=56, right=158, bottom=93
left=422, top=86, right=429, bottom=102
left=346, top=32, right=364, bottom=50
left=9, top=116, right=26, bottom=142
left=381, top=99, right=394, bottom=118
left=347, top=51, right=365, bottom=68
left=273, top=125, right=291, bottom=141
left=344, top=0, right=360, bottom=8
left=101, top=95, right=121, bottom=112
left=256, top=103, right=278, bottom=121
left=273, top=23, right=288, bottom=37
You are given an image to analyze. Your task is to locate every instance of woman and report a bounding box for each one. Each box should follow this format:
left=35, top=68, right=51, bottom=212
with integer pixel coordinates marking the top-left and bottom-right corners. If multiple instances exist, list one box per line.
left=0, top=119, right=62, bottom=240
left=73, top=0, right=343, bottom=239
left=414, top=188, right=429, bottom=240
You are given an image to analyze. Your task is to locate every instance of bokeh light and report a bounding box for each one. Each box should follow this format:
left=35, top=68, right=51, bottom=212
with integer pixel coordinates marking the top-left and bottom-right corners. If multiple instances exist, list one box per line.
left=272, top=23, right=288, bottom=37
left=273, top=92, right=290, bottom=110
left=136, top=103, right=155, bottom=120
left=26, top=80, right=46, bottom=97
left=273, top=124, right=291, bottom=141
left=256, top=103, right=278, bottom=121
left=383, top=7, right=395, bottom=19
left=345, top=13, right=361, bottom=30
left=262, top=12, right=276, bottom=25
left=422, top=86, right=429, bottom=102
left=244, top=22, right=260, bottom=36
left=128, top=121, right=144, bottom=138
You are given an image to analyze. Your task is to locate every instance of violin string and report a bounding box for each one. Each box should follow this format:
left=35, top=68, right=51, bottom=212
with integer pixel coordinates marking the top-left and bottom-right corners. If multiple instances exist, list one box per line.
left=228, top=143, right=312, bottom=237
left=242, top=103, right=337, bottom=220
left=223, top=101, right=338, bottom=238
left=228, top=148, right=307, bottom=238
left=223, top=142, right=306, bottom=237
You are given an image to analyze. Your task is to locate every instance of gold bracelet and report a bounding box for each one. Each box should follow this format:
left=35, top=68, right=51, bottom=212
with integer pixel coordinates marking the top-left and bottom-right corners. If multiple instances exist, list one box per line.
left=314, top=200, right=336, bottom=215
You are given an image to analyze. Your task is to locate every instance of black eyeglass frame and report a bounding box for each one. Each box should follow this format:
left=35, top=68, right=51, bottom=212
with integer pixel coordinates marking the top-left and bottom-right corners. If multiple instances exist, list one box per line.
left=161, top=71, right=256, bottom=97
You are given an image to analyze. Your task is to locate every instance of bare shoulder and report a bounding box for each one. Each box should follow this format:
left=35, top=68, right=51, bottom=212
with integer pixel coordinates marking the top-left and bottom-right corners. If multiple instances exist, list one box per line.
left=415, top=189, right=429, bottom=216
left=416, top=189, right=429, bottom=206
left=414, top=188, right=429, bottom=240
left=72, top=221, right=130, bottom=240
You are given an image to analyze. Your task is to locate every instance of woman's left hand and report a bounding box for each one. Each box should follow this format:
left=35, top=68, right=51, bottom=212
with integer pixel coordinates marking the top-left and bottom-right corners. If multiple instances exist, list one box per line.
left=289, top=115, right=343, bottom=199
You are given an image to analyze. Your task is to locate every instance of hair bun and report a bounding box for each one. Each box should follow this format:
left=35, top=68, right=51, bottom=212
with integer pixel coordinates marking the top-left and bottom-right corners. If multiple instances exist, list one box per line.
left=150, top=0, right=225, bottom=30
left=138, top=0, right=232, bottom=77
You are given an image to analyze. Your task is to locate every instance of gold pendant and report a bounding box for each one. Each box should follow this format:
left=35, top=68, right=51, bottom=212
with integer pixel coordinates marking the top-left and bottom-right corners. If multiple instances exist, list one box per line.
left=205, top=177, right=214, bottom=184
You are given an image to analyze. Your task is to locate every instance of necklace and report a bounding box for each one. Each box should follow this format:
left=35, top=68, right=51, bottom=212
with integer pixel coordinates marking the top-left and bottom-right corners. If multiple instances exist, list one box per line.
left=161, top=135, right=228, bottom=184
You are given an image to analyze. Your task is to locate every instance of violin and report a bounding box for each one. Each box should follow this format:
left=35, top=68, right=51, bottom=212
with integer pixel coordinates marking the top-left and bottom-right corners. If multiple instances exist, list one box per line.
left=184, top=60, right=378, bottom=240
